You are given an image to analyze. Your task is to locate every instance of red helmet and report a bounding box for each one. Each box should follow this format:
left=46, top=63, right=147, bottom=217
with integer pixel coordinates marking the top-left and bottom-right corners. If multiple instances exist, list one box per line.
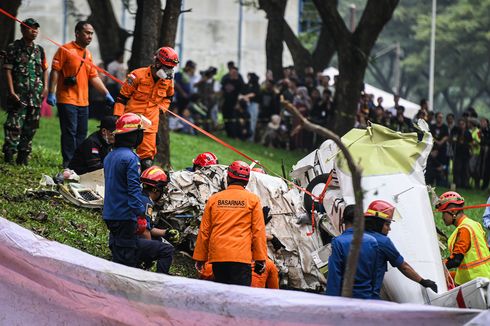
left=364, top=200, right=396, bottom=222
left=155, top=47, right=179, bottom=67
left=435, top=191, right=464, bottom=212
left=251, top=167, right=266, bottom=174
left=114, top=113, right=150, bottom=134
left=141, top=166, right=168, bottom=189
left=227, top=161, right=250, bottom=181
left=193, top=152, right=219, bottom=168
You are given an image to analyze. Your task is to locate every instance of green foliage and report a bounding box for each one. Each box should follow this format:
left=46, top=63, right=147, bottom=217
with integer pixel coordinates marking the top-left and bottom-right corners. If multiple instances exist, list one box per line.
left=0, top=113, right=304, bottom=276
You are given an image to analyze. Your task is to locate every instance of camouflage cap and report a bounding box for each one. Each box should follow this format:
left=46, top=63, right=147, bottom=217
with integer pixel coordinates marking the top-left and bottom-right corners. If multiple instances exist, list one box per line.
left=22, top=18, right=40, bottom=28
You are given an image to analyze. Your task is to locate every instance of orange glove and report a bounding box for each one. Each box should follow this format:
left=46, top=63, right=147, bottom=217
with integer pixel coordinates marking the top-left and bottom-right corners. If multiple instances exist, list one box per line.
left=135, top=216, right=148, bottom=235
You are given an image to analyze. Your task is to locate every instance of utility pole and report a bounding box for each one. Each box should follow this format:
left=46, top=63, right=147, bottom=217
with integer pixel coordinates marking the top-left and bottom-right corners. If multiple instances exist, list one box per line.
left=394, top=42, right=400, bottom=94
left=349, top=4, right=356, bottom=32
left=428, top=0, right=437, bottom=110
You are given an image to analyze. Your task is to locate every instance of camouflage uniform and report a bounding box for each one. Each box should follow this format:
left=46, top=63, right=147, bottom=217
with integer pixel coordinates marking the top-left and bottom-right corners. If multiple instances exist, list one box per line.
left=3, top=38, right=47, bottom=163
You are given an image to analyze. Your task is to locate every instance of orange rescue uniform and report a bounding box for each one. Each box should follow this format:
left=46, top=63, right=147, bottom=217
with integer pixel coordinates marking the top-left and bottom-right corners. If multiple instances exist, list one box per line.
left=113, top=67, right=174, bottom=159
left=198, top=259, right=279, bottom=289
left=51, top=41, right=97, bottom=106
left=193, top=184, right=267, bottom=264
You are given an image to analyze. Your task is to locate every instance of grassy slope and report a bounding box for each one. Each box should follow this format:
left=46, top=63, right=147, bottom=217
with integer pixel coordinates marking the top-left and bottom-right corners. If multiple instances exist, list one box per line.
left=0, top=112, right=304, bottom=274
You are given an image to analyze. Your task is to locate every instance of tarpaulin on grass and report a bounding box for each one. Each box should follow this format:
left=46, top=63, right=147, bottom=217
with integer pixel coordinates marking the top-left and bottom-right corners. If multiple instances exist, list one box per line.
left=0, top=217, right=483, bottom=325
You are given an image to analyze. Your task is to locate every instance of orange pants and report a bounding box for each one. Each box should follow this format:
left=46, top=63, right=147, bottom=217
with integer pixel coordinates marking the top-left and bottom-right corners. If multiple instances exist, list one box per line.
left=137, top=132, right=157, bottom=160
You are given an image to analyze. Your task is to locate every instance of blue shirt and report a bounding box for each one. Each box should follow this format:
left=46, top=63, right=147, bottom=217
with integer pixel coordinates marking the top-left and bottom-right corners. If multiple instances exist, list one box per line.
left=326, top=228, right=378, bottom=299
left=102, top=147, right=149, bottom=221
left=366, top=231, right=404, bottom=299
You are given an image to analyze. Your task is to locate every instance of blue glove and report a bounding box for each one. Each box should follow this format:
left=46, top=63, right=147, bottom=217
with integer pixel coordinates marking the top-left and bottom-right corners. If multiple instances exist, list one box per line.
left=47, top=93, right=56, bottom=106
left=105, top=93, right=115, bottom=105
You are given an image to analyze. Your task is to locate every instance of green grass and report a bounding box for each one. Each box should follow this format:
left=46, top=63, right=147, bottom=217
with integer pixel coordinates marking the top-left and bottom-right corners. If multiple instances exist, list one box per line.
left=0, top=111, right=305, bottom=275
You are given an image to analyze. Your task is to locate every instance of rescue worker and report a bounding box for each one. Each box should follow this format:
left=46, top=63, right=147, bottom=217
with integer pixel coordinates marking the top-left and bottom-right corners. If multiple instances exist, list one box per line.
left=192, top=152, right=219, bottom=171
left=193, top=161, right=267, bottom=286
left=3, top=18, right=48, bottom=165
left=47, top=21, right=114, bottom=168
left=68, top=115, right=117, bottom=175
left=435, top=191, right=490, bottom=285
left=326, top=205, right=379, bottom=299
left=103, top=113, right=173, bottom=274
left=113, top=47, right=178, bottom=170
left=364, top=200, right=438, bottom=298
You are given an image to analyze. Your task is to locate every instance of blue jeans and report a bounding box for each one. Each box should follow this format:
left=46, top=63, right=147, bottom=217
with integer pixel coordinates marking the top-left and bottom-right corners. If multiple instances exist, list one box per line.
left=58, top=103, right=88, bottom=167
left=247, top=101, right=259, bottom=141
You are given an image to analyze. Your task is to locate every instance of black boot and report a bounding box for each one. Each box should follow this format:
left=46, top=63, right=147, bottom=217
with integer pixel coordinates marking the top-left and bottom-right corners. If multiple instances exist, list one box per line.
left=4, top=150, right=14, bottom=164
left=140, top=158, right=153, bottom=172
left=16, top=151, right=29, bottom=165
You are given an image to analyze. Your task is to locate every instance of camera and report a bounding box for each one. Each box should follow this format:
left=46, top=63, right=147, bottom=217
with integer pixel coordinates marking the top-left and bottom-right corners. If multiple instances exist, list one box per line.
left=63, top=76, right=77, bottom=86
left=200, top=66, right=217, bottom=78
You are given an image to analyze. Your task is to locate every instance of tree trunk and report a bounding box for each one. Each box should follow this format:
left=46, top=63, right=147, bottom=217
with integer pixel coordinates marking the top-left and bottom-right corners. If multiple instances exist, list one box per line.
left=87, top=0, right=130, bottom=65
left=128, top=0, right=162, bottom=71
left=282, top=19, right=311, bottom=77
left=313, top=0, right=399, bottom=297
left=314, top=0, right=399, bottom=137
left=311, top=25, right=336, bottom=72
left=155, top=0, right=182, bottom=170
left=0, top=0, right=21, bottom=109
left=258, top=0, right=287, bottom=81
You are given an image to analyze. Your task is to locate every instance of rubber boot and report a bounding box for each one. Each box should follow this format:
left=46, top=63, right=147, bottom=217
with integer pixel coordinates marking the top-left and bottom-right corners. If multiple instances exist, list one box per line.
left=140, top=158, right=153, bottom=172
left=16, top=151, right=29, bottom=165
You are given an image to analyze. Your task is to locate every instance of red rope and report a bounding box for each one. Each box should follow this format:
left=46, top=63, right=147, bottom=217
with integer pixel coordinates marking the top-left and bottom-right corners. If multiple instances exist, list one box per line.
left=436, top=203, right=490, bottom=213
left=306, top=173, right=333, bottom=236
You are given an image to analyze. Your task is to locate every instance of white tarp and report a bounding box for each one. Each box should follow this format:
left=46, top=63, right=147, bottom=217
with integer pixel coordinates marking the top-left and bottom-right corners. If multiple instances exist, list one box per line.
left=0, top=217, right=482, bottom=325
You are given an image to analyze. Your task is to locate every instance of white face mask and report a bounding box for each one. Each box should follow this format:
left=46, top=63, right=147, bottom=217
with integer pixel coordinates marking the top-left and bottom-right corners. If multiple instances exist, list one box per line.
left=156, top=67, right=173, bottom=80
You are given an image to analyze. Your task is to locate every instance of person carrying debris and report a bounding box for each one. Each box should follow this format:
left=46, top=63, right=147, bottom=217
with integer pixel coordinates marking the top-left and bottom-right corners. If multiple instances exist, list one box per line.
left=113, top=47, right=178, bottom=171
left=102, top=113, right=173, bottom=274
left=435, top=192, right=490, bottom=285
left=326, top=205, right=379, bottom=299
left=364, top=200, right=438, bottom=298
left=193, top=160, right=267, bottom=286
left=68, top=115, right=117, bottom=175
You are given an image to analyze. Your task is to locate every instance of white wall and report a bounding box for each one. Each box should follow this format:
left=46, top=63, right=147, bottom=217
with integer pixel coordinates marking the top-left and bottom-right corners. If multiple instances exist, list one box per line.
left=14, top=0, right=299, bottom=80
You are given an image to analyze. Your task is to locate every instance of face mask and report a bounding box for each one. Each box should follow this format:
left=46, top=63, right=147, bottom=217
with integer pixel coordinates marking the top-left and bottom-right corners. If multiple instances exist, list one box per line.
left=156, top=67, right=173, bottom=80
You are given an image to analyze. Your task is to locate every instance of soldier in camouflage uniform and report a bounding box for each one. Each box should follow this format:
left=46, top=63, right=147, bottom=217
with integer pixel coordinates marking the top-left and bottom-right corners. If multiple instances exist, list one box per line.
left=3, top=18, right=48, bottom=165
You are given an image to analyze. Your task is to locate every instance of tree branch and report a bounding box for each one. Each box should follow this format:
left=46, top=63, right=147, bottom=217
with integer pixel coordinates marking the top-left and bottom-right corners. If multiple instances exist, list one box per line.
left=280, top=97, right=364, bottom=298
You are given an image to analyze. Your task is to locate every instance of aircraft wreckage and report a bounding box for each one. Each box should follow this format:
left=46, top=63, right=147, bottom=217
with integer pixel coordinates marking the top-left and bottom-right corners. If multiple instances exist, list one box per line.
left=13, top=123, right=488, bottom=321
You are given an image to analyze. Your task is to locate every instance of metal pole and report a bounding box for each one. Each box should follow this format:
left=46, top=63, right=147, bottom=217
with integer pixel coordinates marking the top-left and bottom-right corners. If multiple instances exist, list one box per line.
left=349, top=4, right=356, bottom=32
left=62, top=0, right=67, bottom=44
left=394, top=42, right=400, bottom=94
left=237, top=0, right=243, bottom=70
left=428, top=0, right=437, bottom=110
left=178, top=0, right=185, bottom=68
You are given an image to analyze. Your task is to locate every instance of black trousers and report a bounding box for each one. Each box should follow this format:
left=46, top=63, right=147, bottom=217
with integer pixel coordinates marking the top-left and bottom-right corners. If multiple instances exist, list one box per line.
left=105, top=220, right=174, bottom=274
left=212, top=262, right=251, bottom=286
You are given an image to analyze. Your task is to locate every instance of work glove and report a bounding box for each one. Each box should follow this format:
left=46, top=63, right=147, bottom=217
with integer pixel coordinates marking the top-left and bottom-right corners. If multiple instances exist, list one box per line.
left=270, top=235, right=285, bottom=251
left=195, top=261, right=204, bottom=273
left=254, top=260, right=266, bottom=275
left=419, top=279, right=438, bottom=293
left=135, top=216, right=147, bottom=235
left=47, top=93, right=57, bottom=106
left=164, top=229, right=180, bottom=243
left=105, top=92, right=115, bottom=105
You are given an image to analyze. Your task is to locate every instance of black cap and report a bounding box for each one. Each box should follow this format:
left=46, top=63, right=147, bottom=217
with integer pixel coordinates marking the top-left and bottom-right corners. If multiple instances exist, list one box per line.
left=22, top=18, right=40, bottom=28
left=98, top=116, right=117, bottom=131
left=185, top=60, right=196, bottom=68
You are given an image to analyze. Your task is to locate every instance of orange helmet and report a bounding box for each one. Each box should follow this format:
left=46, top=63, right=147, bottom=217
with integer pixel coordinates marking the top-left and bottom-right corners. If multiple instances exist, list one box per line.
left=114, top=113, right=150, bottom=134
left=193, top=152, right=218, bottom=168
left=141, top=166, right=168, bottom=190
left=435, top=191, right=464, bottom=212
left=251, top=167, right=266, bottom=174
left=227, top=161, right=250, bottom=181
left=155, top=47, right=179, bottom=67
left=364, top=200, right=396, bottom=222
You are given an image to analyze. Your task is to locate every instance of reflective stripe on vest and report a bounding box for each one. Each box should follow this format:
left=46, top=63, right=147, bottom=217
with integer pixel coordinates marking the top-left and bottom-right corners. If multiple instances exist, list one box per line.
left=447, top=217, right=490, bottom=284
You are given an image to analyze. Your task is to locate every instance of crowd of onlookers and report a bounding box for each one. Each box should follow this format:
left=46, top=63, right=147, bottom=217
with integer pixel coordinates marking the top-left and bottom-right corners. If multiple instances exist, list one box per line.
left=89, top=57, right=489, bottom=190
